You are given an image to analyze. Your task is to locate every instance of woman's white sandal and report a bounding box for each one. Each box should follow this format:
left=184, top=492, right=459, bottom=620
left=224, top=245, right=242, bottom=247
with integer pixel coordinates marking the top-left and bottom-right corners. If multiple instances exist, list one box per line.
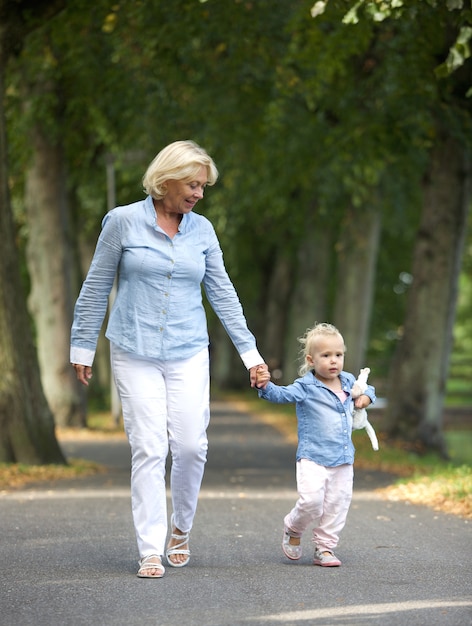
left=137, top=554, right=165, bottom=578
left=166, top=530, right=191, bottom=567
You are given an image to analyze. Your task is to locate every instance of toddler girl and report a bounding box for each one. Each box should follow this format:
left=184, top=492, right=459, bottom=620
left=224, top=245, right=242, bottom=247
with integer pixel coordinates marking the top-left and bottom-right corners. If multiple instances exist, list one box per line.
left=255, top=322, right=376, bottom=567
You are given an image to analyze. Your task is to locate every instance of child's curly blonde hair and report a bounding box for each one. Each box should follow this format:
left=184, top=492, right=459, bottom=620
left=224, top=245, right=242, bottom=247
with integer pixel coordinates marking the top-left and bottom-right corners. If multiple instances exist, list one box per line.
left=298, top=322, right=345, bottom=376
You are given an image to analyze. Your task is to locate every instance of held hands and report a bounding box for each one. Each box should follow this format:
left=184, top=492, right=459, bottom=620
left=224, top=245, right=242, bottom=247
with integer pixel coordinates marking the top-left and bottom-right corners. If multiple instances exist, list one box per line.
left=249, top=363, right=269, bottom=387
left=72, top=364, right=93, bottom=387
left=252, top=364, right=270, bottom=390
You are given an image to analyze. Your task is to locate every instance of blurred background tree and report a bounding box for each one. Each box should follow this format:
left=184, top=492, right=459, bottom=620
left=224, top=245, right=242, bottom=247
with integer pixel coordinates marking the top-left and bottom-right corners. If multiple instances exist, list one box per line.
left=2, top=0, right=471, bottom=459
left=0, top=0, right=66, bottom=463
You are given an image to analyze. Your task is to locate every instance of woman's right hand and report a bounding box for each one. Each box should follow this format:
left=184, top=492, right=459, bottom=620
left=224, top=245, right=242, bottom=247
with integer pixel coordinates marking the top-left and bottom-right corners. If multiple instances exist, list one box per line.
left=72, top=363, right=93, bottom=386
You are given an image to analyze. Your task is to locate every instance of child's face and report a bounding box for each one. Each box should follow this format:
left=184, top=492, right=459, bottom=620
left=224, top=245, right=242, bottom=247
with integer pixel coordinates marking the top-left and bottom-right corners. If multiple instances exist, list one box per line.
left=306, top=335, right=345, bottom=383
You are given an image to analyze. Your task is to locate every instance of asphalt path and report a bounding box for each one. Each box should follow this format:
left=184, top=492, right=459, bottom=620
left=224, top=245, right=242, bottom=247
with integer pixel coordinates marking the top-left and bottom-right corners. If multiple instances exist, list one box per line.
left=1, top=400, right=471, bottom=626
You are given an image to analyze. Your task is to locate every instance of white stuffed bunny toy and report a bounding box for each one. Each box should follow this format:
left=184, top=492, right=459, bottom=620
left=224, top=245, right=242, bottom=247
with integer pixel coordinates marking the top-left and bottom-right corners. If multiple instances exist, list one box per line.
left=351, top=367, right=379, bottom=451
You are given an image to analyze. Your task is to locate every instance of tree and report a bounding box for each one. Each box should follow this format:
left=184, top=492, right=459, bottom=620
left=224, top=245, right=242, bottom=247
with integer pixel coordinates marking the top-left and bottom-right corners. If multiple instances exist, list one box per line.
left=386, top=132, right=471, bottom=455
left=7, top=0, right=155, bottom=424
left=333, top=205, right=381, bottom=374
left=333, top=0, right=472, bottom=453
left=0, top=0, right=66, bottom=463
left=4, top=0, right=470, bottom=461
left=24, top=121, right=86, bottom=427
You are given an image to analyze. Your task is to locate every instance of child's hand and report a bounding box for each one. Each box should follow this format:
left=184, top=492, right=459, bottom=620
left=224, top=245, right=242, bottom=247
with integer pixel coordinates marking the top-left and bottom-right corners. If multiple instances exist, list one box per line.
left=255, top=366, right=271, bottom=389
left=250, top=363, right=268, bottom=387
left=354, top=394, right=371, bottom=409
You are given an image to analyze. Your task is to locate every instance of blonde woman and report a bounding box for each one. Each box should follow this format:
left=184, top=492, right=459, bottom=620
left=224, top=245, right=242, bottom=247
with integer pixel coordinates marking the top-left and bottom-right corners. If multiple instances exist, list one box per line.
left=255, top=323, right=375, bottom=567
left=71, top=140, right=267, bottom=578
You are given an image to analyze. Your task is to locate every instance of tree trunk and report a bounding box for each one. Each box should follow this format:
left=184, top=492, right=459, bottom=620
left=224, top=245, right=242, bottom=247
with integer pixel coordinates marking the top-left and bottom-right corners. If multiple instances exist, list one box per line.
left=0, top=0, right=67, bottom=463
left=283, top=208, right=333, bottom=383
left=25, top=125, right=86, bottom=427
left=385, top=134, right=471, bottom=456
left=263, top=252, right=294, bottom=379
left=333, top=205, right=381, bottom=375
left=0, top=47, right=65, bottom=462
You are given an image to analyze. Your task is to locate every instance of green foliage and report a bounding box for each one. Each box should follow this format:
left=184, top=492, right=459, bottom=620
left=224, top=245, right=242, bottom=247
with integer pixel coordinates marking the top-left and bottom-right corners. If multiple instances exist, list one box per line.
left=5, top=0, right=472, bottom=402
left=436, top=25, right=472, bottom=78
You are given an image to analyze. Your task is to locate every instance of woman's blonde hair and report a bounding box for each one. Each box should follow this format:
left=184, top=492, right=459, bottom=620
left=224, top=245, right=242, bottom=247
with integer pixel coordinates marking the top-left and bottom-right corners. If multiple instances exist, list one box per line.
left=142, top=140, right=219, bottom=199
left=298, top=322, right=345, bottom=376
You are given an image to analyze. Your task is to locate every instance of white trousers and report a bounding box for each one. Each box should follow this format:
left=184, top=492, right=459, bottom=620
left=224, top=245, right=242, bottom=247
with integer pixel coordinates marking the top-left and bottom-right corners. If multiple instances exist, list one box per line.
left=284, top=458, right=353, bottom=552
left=111, top=344, right=210, bottom=558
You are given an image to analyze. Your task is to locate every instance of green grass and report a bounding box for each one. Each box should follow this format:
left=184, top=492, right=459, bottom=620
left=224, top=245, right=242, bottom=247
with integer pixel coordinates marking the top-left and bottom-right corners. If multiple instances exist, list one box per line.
left=444, top=430, right=472, bottom=465
left=82, top=410, right=124, bottom=432
left=382, top=464, right=471, bottom=518
left=446, top=376, right=472, bottom=406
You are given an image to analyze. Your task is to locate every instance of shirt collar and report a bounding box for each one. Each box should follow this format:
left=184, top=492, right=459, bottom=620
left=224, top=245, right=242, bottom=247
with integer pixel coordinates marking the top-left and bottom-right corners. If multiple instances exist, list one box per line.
left=145, top=195, right=190, bottom=233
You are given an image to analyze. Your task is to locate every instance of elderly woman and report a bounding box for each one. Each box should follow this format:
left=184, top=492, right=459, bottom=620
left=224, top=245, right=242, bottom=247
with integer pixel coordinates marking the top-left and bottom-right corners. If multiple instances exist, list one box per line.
left=71, top=140, right=267, bottom=578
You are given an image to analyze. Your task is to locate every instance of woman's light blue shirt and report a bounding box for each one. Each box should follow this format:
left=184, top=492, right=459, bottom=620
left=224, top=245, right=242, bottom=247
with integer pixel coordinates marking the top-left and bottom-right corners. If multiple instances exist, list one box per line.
left=258, top=371, right=376, bottom=467
left=70, top=196, right=262, bottom=368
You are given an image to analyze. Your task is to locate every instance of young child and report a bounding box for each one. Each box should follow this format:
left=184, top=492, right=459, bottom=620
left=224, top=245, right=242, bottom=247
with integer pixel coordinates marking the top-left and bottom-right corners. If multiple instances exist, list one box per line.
left=255, top=322, right=376, bottom=567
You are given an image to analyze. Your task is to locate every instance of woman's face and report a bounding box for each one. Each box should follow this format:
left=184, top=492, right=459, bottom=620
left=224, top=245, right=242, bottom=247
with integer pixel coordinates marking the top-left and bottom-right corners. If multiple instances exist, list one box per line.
left=306, top=335, right=345, bottom=383
left=163, top=166, right=208, bottom=215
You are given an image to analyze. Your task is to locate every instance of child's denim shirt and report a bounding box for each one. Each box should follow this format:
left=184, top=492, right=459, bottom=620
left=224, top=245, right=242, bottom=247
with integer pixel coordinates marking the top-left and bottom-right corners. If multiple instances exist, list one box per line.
left=258, top=371, right=376, bottom=467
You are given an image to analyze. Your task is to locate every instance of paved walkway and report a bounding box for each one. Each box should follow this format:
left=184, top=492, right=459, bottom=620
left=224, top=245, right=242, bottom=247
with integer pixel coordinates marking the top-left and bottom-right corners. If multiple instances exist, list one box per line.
left=1, top=401, right=471, bottom=625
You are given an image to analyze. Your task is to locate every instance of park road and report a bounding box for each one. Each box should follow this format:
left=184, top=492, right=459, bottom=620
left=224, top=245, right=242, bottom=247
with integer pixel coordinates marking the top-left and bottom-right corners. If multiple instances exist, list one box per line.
left=1, top=400, right=471, bottom=626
